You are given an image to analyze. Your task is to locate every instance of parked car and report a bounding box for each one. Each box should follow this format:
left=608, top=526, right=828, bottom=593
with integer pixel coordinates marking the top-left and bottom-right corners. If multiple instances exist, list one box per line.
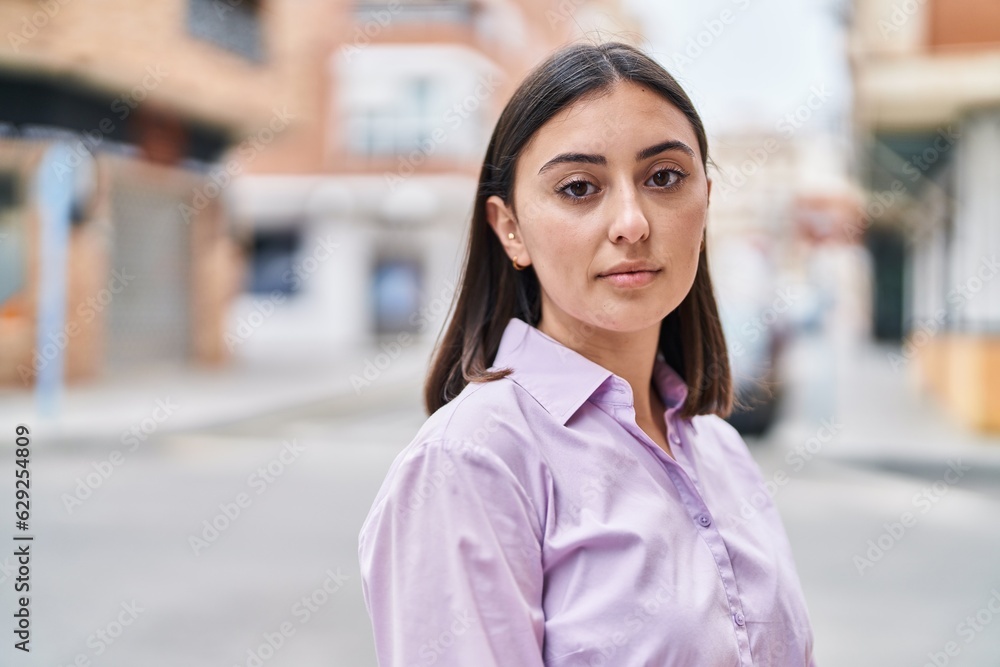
left=711, top=237, right=792, bottom=437
left=720, top=301, right=789, bottom=436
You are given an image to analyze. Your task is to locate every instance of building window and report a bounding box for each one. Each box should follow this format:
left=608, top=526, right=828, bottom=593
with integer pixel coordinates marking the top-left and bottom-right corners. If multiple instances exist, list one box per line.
left=371, top=256, right=422, bottom=335
left=348, top=77, right=444, bottom=157
left=188, top=0, right=265, bottom=63
left=246, top=227, right=302, bottom=295
left=0, top=173, right=24, bottom=307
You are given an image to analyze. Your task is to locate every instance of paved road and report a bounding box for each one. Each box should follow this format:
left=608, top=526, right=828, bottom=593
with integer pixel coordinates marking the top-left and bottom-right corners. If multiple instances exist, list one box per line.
left=1, top=394, right=425, bottom=667
left=2, top=338, right=1000, bottom=666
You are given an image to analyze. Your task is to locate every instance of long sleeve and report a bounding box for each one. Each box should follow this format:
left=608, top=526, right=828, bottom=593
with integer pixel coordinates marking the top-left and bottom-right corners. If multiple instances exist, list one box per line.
left=358, top=438, right=547, bottom=667
left=358, top=319, right=818, bottom=665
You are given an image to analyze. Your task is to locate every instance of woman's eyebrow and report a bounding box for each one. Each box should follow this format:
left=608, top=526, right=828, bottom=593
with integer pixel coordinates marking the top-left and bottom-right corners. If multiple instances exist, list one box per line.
left=537, top=140, right=696, bottom=175
left=636, top=140, right=695, bottom=162
left=537, top=152, right=606, bottom=175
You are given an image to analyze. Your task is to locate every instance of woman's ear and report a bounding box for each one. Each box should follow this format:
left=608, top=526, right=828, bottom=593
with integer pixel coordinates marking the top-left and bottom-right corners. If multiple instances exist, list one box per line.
left=485, top=195, right=530, bottom=266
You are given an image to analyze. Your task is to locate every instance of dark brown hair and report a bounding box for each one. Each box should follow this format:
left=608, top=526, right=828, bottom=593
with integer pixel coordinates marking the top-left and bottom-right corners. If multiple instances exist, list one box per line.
left=424, top=41, right=733, bottom=420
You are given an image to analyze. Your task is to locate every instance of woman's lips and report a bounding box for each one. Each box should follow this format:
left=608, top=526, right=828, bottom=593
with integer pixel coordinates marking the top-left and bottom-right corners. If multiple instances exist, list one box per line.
left=597, top=269, right=661, bottom=288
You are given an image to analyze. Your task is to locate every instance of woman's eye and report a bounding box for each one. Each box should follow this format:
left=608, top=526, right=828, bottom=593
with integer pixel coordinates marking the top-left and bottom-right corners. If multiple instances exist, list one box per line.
left=559, top=180, right=597, bottom=198
left=647, top=169, right=684, bottom=188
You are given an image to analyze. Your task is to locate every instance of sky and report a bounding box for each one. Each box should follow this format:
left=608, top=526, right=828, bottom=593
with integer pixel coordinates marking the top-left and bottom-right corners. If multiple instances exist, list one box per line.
left=622, top=0, right=853, bottom=139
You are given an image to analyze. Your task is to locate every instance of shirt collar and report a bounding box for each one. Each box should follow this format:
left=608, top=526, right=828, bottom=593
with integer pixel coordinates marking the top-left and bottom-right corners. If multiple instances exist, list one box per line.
left=491, top=317, right=689, bottom=425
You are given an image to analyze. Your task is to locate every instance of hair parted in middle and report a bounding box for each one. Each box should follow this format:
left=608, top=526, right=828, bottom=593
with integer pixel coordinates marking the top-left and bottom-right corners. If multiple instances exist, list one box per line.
left=424, top=41, right=733, bottom=421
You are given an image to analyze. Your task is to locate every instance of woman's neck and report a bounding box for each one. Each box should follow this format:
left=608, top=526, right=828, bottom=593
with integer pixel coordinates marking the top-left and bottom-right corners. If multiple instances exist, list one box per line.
left=536, top=310, right=661, bottom=421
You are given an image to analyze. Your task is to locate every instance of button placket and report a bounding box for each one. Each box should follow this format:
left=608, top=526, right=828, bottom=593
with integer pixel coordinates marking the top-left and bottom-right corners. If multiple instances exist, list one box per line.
left=667, top=470, right=753, bottom=664
left=666, top=421, right=703, bottom=491
left=613, top=405, right=754, bottom=662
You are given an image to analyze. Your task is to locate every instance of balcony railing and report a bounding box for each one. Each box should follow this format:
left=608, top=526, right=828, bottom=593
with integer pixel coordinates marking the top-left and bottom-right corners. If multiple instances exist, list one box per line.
left=352, top=1, right=477, bottom=26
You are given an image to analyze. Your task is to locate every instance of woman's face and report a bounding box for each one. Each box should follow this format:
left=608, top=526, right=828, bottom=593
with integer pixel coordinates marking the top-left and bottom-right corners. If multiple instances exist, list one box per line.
left=487, top=81, right=710, bottom=338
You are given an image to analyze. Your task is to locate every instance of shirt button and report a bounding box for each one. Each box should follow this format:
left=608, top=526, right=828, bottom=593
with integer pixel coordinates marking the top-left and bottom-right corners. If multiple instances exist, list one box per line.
left=669, top=432, right=680, bottom=445
left=734, top=612, right=745, bottom=626
left=697, top=513, right=711, bottom=527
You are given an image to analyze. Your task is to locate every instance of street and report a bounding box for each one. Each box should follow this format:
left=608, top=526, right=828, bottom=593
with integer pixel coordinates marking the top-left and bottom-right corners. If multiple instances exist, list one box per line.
left=2, top=1, right=999, bottom=665
left=3, top=334, right=1000, bottom=666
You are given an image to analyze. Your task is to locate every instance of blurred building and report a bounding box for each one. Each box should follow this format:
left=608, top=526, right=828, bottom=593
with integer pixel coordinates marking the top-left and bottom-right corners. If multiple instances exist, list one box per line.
left=229, top=0, right=643, bottom=354
left=708, top=130, right=869, bottom=325
left=705, top=122, right=870, bottom=432
left=0, top=0, right=330, bottom=386
left=851, top=0, right=1000, bottom=431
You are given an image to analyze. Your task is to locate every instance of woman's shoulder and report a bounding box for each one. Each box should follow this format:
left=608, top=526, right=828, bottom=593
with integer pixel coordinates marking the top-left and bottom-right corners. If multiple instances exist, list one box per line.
left=375, top=375, right=549, bottom=495
left=411, top=373, right=549, bottom=462
left=360, top=376, right=550, bottom=547
left=687, top=411, right=767, bottom=483
left=689, top=411, right=743, bottom=446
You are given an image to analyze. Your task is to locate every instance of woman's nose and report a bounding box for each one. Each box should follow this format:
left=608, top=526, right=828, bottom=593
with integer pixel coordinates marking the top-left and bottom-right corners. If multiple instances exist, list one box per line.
left=607, top=186, right=650, bottom=244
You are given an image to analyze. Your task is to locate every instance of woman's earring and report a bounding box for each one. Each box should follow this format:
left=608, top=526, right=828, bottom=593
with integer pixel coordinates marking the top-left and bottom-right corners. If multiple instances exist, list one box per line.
left=508, top=232, right=527, bottom=269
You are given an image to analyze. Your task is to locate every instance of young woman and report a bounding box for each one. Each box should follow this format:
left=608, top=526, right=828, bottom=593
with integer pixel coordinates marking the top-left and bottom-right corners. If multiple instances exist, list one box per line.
left=359, top=41, right=817, bottom=666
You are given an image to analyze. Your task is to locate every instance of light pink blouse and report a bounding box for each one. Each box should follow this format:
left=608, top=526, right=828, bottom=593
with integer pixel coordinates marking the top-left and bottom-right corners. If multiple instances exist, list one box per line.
left=359, top=316, right=817, bottom=666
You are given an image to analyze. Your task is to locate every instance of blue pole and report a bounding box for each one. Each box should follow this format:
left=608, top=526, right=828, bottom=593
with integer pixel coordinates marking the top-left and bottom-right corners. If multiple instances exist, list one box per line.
left=34, top=143, right=76, bottom=418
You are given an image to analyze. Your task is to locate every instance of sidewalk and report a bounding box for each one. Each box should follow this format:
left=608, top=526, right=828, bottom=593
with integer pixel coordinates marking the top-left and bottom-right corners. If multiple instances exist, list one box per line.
left=765, top=331, right=1000, bottom=473
left=4, top=326, right=998, bottom=470
left=0, top=336, right=434, bottom=449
